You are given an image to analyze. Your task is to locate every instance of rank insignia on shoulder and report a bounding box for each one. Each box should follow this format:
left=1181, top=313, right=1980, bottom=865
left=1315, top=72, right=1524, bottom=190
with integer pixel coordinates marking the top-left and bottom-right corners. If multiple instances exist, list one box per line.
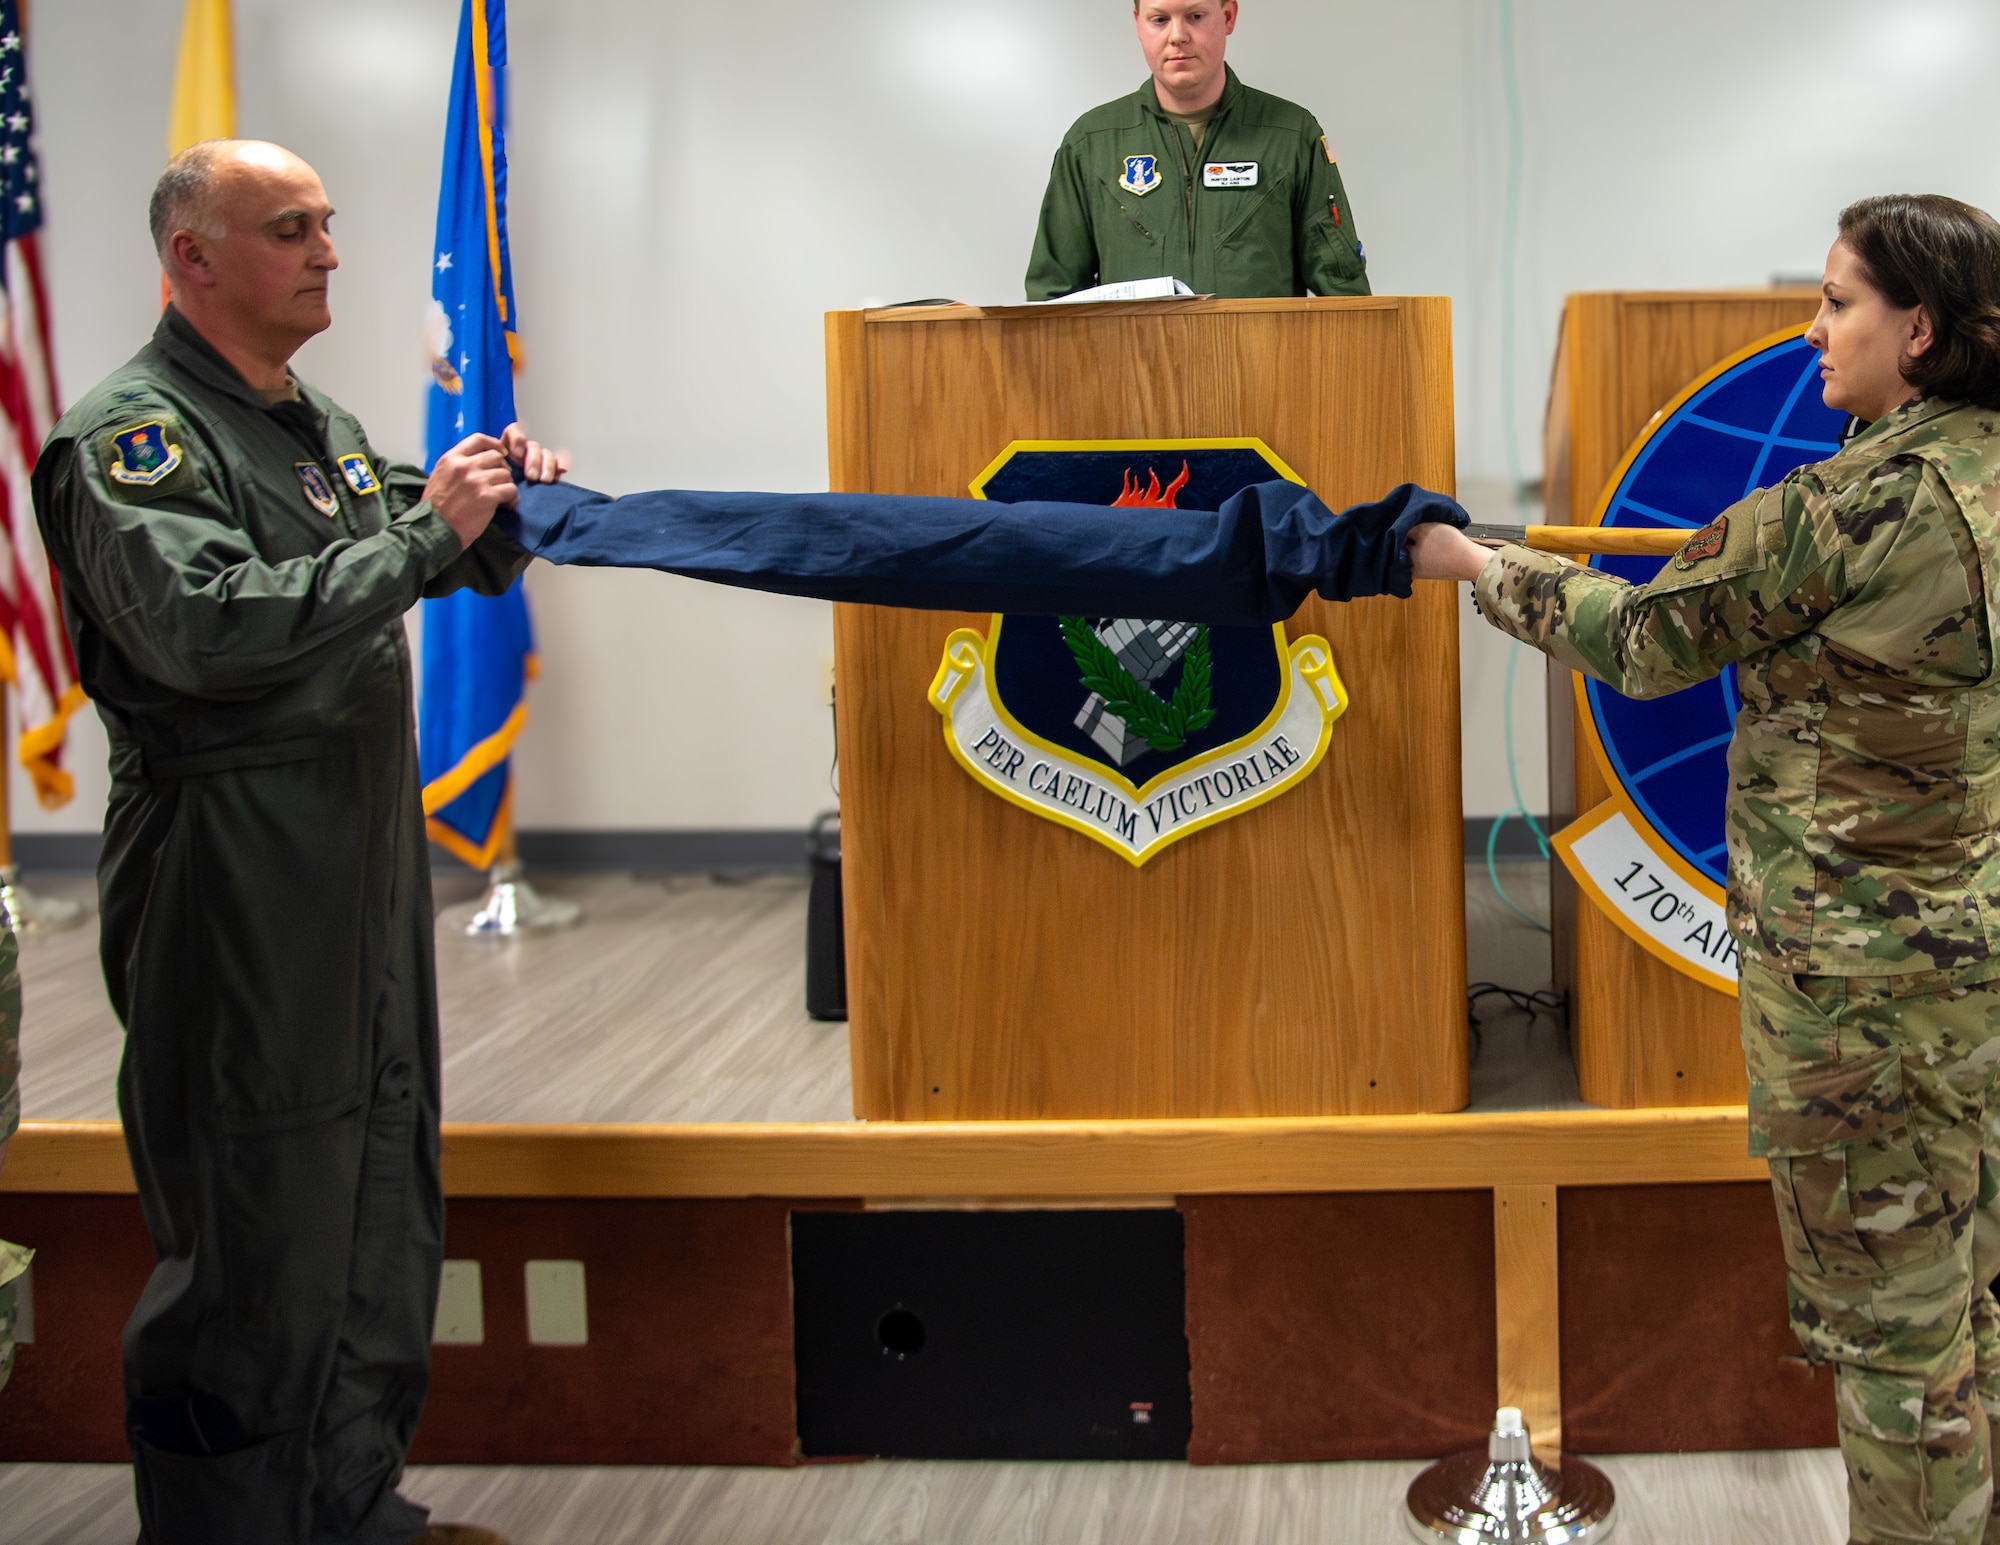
left=1203, top=161, right=1258, bottom=189
left=295, top=461, right=340, bottom=517
left=1118, top=153, right=1161, bottom=196
left=107, top=421, right=183, bottom=487
left=1675, top=514, right=1727, bottom=567
left=337, top=453, right=381, bottom=497
left=1321, top=135, right=1338, bottom=164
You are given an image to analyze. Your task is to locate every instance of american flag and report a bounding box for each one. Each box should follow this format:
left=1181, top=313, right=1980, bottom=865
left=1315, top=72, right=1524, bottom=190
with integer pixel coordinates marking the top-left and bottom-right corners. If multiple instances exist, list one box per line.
left=0, top=0, right=78, bottom=810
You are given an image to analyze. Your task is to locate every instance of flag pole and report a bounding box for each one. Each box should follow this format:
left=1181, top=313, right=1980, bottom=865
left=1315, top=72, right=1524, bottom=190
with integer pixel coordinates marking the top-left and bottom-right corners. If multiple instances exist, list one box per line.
left=451, top=786, right=579, bottom=938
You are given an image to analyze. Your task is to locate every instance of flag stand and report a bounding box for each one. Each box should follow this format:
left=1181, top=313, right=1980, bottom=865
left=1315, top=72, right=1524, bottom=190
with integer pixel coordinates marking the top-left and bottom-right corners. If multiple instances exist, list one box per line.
left=0, top=682, right=80, bottom=934
left=451, top=810, right=580, bottom=940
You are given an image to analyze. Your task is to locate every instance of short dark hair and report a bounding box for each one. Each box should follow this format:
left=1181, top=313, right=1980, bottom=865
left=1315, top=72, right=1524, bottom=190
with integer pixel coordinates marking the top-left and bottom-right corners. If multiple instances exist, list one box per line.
left=1838, top=193, right=2000, bottom=410
left=149, top=142, right=227, bottom=258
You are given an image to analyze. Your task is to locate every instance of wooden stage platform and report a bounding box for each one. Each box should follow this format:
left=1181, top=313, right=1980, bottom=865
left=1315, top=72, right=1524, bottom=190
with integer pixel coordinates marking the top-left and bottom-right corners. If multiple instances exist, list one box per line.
left=1, top=864, right=1821, bottom=1469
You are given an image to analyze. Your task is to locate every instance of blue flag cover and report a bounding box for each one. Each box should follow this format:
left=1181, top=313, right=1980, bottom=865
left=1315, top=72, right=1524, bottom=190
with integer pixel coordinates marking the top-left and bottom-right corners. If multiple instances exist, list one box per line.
left=419, top=0, right=534, bottom=869
left=496, top=479, right=1470, bottom=618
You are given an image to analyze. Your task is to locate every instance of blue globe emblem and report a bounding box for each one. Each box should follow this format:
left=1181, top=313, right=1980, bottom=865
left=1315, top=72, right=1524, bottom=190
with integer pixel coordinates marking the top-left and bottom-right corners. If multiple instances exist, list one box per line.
left=1581, top=331, right=1846, bottom=886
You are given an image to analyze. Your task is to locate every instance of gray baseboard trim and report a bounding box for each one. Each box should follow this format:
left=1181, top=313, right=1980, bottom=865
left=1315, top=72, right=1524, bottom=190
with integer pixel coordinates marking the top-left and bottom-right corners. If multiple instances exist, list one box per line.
left=4, top=828, right=814, bottom=876
left=435, top=828, right=812, bottom=874
left=1465, top=816, right=1554, bottom=860
left=8, top=822, right=1553, bottom=877
left=12, top=833, right=101, bottom=873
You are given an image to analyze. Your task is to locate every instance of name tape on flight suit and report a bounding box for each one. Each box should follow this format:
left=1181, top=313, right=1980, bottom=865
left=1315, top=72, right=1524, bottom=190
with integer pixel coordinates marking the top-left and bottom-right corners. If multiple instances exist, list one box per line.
left=1203, top=162, right=1258, bottom=188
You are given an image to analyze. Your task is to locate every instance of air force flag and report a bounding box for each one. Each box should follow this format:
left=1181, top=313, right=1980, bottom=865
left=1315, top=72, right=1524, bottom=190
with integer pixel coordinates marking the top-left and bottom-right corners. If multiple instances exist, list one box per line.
left=419, top=0, right=535, bottom=868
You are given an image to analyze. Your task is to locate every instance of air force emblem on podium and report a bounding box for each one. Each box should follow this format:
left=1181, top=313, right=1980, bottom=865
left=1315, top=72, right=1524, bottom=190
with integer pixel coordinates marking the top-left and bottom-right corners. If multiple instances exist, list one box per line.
left=929, top=440, right=1349, bottom=866
left=1552, top=328, right=1846, bottom=995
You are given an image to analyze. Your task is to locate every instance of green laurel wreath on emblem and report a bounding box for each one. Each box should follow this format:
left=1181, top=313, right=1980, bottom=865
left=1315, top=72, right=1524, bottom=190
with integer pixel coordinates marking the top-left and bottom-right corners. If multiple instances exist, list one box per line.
left=1058, top=616, right=1217, bottom=753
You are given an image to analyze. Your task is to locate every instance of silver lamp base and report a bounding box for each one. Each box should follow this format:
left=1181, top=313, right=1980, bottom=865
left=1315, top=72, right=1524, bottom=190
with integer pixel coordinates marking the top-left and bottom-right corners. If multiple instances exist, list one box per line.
left=0, top=863, right=83, bottom=933
left=447, top=861, right=581, bottom=939
left=1407, top=1407, right=1616, bottom=1544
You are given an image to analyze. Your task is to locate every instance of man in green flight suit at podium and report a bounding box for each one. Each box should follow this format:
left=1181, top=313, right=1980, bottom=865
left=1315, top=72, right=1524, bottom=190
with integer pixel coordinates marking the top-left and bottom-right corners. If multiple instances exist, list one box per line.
left=1025, top=0, right=1370, bottom=301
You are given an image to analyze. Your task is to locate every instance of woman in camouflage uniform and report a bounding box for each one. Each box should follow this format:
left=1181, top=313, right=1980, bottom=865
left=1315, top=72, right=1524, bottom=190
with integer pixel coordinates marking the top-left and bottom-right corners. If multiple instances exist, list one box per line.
left=1414, top=195, right=2000, bottom=1545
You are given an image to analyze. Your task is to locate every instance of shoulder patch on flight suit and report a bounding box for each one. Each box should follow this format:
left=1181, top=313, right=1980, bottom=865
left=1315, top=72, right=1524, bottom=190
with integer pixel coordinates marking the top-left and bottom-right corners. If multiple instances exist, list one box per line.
left=337, top=454, right=381, bottom=497
left=295, top=462, right=340, bottom=517
left=1118, top=154, right=1161, bottom=196
left=106, top=421, right=182, bottom=487
left=95, top=417, right=194, bottom=503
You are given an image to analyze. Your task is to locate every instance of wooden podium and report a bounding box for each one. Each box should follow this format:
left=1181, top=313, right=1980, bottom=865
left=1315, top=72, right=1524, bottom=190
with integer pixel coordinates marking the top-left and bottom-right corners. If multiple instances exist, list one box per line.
left=827, top=296, right=1466, bottom=1122
left=1544, top=291, right=1820, bottom=1108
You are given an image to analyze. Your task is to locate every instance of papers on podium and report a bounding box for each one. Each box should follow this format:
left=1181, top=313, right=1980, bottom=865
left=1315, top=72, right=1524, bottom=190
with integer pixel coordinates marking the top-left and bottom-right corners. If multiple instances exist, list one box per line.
left=1037, top=276, right=1198, bottom=305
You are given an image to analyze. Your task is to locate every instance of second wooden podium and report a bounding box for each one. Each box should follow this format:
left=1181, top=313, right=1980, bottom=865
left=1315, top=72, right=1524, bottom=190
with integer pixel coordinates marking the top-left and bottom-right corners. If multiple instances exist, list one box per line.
left=828, top=296, right=1464, bottom=1122
left=1543, top=290, right=1821, bottom=1107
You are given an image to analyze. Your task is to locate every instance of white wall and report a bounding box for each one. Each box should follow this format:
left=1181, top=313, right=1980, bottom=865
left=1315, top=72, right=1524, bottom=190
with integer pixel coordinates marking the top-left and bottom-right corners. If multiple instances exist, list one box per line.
left=17, top=0, right=2000, bottom=836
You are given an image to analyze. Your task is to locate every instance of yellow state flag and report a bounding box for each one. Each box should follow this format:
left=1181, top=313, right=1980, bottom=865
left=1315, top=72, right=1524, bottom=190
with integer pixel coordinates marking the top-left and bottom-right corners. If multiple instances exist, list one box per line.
left=167, top=0, right=234, bottom=156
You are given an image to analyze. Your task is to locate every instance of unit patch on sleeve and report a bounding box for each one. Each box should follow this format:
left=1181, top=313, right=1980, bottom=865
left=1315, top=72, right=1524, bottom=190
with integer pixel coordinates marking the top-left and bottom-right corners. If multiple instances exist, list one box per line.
left=1675, top=514, right=1728, bottom=568
left=296, top=462, right=341, bottom=517
left=1202, top=162, right=1257, bottom=189
left=106, top=421, right=183, bottom=487
left=1118, top=154, right=1162, bottom=196
left=337, top=453, right=382, bottom=497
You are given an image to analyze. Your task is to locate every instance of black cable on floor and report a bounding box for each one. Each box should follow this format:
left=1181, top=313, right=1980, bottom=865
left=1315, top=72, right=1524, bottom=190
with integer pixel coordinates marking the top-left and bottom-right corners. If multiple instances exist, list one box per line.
left=1466, top=980, right=1568, bottom=1057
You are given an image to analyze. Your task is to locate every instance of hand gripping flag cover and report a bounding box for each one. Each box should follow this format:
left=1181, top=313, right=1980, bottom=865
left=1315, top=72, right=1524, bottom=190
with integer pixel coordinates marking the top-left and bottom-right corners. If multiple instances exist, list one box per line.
left=0, top=3, right=81, bottom=808
left=419, top=0, right=535, bottom=868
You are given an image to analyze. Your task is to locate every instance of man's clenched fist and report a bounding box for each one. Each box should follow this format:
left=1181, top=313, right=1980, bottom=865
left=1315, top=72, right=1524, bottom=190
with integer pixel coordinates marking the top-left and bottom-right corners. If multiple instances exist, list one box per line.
left=423, top=422, right=570, bottom=548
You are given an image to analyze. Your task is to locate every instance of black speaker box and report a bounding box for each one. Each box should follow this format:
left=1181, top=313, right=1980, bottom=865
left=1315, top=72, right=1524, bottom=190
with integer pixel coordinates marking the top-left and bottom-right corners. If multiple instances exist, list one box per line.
left=791, top=1209, right=1191, bottom=1460
left=804, top=811, right=846, bottom=1021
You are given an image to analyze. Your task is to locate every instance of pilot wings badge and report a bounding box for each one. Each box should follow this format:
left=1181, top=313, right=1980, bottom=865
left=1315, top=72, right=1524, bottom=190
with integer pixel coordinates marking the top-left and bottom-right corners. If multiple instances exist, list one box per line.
left=929, top=440, right=1349, bottom=866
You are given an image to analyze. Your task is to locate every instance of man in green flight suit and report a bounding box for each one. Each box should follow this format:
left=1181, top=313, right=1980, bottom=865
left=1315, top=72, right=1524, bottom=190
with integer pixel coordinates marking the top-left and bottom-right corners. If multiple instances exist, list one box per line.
left=32, top=140, right=564, bottom=1545
left=1025, top=0, right=1369, bottom=300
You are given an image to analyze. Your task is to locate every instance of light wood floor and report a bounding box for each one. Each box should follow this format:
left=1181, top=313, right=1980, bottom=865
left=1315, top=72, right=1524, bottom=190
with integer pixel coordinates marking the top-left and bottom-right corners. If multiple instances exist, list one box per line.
left=0, top=1447, right=1847, bottom=1544
left=14, top=861, right=1573, bottom=1126
left=14, top=871, right=854, bottom=1126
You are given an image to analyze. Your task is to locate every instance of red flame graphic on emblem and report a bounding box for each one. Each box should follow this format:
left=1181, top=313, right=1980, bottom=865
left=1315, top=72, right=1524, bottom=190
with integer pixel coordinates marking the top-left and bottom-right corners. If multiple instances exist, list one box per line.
left=1111, top=461, right=1191, bottom=508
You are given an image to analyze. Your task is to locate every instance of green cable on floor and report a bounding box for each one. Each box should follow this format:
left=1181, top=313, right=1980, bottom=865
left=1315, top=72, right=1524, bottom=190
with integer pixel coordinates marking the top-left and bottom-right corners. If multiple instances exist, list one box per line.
left=1482, top=0, right=1550, bottom=936
left=1486, top=638, right=1550, bottom=934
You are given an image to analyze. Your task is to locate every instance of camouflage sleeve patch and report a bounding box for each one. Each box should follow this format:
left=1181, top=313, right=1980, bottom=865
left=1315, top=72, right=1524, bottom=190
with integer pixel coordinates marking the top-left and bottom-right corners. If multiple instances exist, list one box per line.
left=1640, top=480, right=1785, bottom=596
left=1474, top=481, right=1850, bottom=699
left=90, top=412, right=199, bottom=504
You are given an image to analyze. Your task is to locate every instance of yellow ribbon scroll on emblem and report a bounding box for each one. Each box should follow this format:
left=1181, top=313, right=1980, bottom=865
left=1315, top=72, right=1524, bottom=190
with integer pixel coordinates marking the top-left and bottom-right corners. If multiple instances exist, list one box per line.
left=1551, top=784, right=1737, bottom=998
left=930, top=623, right=1347, bottom=867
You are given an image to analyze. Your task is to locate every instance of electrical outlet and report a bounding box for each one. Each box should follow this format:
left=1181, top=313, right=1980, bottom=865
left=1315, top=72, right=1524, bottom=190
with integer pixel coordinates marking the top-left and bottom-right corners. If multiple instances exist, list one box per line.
left=10, top=1262, right=31, bottom=1345
left=432, top=1260, right=484, bottom=1345
left=524, top=1260, right=588, bottom=1346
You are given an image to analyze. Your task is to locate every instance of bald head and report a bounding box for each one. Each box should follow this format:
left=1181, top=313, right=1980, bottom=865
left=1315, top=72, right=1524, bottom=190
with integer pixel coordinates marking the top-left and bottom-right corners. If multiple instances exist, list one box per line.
left=149, top=139, right=321, bottom=258
left=150, top=140, right=340, bottom=391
